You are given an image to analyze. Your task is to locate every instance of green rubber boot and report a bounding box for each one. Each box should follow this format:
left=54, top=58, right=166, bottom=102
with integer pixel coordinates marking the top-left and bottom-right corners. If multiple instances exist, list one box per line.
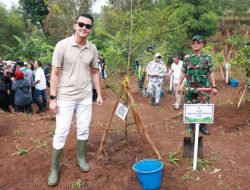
left=77, top=140, right=90, bottom=172
left=48, top=148, right=63, bottom=186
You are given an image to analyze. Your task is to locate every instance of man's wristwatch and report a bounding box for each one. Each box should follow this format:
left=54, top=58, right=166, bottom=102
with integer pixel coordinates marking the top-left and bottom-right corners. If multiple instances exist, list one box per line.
left=212, top=86, right=217, bottom=89
left=50, top=95, right=57, bottom=100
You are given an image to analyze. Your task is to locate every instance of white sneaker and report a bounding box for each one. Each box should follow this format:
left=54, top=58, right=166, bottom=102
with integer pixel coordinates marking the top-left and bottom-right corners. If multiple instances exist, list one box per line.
left=172, top=103, right=176, bottom=107
left=175, top=105, right=180, bottom=110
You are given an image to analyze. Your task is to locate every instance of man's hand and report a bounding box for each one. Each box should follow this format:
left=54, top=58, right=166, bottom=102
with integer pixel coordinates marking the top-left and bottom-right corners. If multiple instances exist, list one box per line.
left=211, top=88, right=218, bottom=95
left=96, top=95, right=103, bottom=106
left=49, top=99, right=58, bottom=114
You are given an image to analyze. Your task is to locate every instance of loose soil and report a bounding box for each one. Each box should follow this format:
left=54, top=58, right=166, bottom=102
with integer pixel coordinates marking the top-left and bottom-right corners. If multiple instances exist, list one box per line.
left=0, top=75, right=249, bottom=190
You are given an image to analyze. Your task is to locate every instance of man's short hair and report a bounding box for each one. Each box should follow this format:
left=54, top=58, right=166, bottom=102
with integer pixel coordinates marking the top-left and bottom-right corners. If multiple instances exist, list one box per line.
left=16, top=60, right=24, bottom=67
left=173, top=55, right=180, bottom=59
left=75, top=13, right=94, bottom=25
left=36, top=60, right=42, bottom=67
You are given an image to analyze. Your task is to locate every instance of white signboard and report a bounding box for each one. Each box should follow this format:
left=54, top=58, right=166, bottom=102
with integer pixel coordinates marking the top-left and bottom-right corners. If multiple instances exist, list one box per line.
left=115, top=103, right=128, bottom=120
left=183, top=104, right=214, bottom=124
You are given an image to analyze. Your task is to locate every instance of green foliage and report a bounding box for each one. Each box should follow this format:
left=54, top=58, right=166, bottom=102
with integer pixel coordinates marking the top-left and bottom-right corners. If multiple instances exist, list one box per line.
left=12, top=145, right=29, bottom=156
left=180, top=171, right=193, bottom=182
left=19, top=0, right=49, bottom=26
left=34, top=139, right=48, bottom=149
left=231, top=44, right=250, bottom=77
left=1, top=35, right=53, bottom=63
left=72, top=179, right=84, bottom=189
left=228, top=35, right=245, bottom=47
left=193, top=158, right=210, bottom=171
left=0, top=5, right=25, bottom=56
left=167, top=145, right=181, bottom=168
left=49, top=127, right=56, bottom=137
left=167, top=152, right=180, bottom=168
left=13, top=129, right=25, bottom=135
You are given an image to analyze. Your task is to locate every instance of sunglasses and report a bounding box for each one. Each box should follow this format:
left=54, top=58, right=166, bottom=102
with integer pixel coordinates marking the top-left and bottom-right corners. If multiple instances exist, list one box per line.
left=76, top=22, right=92, bottom=29
left=156, top=56, right=161, bottom=59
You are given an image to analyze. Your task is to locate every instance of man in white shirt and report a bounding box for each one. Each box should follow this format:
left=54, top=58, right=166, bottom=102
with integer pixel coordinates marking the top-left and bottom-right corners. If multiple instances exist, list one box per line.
left=166, top=56, right=183, bottom=110
left=34, top=60, right=47, bottom=113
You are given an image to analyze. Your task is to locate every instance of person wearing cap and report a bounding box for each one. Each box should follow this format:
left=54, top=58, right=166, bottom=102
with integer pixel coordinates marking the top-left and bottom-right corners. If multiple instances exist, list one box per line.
left=177, top=35, right=218, bottom=135
left=146, top=53, right=167, bottom=109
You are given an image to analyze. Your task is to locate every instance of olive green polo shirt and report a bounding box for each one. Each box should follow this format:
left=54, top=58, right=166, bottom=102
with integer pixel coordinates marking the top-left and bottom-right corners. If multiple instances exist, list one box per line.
left=52, top=35, right=98, bottom=101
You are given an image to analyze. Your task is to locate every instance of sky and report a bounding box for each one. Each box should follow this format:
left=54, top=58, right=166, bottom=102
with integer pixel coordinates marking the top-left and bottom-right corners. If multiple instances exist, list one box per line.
left=0, top=0, right=107, bottom=13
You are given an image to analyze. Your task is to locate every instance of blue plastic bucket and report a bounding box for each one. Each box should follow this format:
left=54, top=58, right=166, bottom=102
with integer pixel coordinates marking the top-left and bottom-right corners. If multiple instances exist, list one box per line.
left=132, top=159, right=164, bottom=190
left=230, top=79, right=239, bottom=87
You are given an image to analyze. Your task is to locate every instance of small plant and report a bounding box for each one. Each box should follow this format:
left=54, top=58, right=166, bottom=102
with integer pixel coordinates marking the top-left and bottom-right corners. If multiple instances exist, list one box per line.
left=184, top=128, right=192, bottom=135
left=180, top=172, right=193, bottom=182
left=34, top=139, right=48, bottom=149
left=195, top=158, right=210, bottom=171
left=12, top=145, right=29, bottom=156
left=167, top=145, right=181, bottom=168
left=13, top=129, right=25, bottom=135
left=49, top=127, right=56, bottom=137
left=72, top=179, right=83, bottom=189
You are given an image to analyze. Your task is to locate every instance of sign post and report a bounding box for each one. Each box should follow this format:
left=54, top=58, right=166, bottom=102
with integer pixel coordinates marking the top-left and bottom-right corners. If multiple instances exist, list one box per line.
left=183, top=104, right=214, bottom=171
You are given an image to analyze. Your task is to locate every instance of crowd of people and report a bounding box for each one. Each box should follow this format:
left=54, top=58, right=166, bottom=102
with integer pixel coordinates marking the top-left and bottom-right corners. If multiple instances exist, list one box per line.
left=0, top=58, right=50, bottom=114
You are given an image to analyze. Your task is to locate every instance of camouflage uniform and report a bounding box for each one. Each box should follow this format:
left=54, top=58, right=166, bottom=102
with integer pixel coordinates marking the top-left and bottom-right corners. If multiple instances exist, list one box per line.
left=146, top=60, right=167, bottom=104
left=182, top=52, right=215, bottom=104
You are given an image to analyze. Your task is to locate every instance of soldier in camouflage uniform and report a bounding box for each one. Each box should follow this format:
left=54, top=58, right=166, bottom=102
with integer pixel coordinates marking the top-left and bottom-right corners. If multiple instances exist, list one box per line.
left=146, top=53, right=167, bottom=109
left=177, top=35, right=218, bottom=135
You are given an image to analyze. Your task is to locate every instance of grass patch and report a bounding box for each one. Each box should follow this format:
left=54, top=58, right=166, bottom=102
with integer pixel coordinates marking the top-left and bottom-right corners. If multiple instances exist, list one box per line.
left=13, top=129, right=25, bottom=135
left=12, top=145, right=30, bottom=156
left=72, top=179, right=84, bottom=189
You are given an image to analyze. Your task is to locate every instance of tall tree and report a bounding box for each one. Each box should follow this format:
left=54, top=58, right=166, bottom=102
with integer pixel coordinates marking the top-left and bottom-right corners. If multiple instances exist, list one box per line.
left=19, top=0, right=49, bottom=36
left=43, top=0, right=96, bottom=41
left=0, top=4, right=25, bottom=57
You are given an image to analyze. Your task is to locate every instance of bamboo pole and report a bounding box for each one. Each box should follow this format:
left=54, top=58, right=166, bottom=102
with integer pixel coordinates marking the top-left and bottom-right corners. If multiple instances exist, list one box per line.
left=131, top=108, right=161, bottom=160
left=98, top=98, right=119, bottom=156
left=126, top=89, right=161, bottom=160
left=238, top=87, right=247, bottom=108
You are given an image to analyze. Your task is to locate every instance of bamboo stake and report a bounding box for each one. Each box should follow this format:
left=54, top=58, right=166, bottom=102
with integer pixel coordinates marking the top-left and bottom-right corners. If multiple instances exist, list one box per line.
left=132, top=108, right=161, bottom=160
left=220, top=65, right=225, bottom=80
left=234, top=80, right=247, bottom=104
left=98, top=98, right=119, bottom=156
left=238, top=87, right=247, bottom=108
left=126, top=88, right=161, bottom=159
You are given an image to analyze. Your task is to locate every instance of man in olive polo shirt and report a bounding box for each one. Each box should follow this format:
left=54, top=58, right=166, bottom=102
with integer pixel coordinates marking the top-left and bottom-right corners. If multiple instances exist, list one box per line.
left=177, top=35, right=218, bottom=135
left=48, top=13, right=103, bottom=186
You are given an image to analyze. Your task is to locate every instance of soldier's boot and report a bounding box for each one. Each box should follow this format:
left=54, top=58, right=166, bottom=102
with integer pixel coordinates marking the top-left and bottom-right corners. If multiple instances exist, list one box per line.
left=48, top=148, right=63, bottom=186
left=200, top=124, right=210, bottom=135
left=76, top=140, right=90, bottom=172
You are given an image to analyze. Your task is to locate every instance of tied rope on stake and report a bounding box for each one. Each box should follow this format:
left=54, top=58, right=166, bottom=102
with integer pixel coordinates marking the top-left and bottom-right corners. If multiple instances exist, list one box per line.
left=98, top=76, right=161, bottom=160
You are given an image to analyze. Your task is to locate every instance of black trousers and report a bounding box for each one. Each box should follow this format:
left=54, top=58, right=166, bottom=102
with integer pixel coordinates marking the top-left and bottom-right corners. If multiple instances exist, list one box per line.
left=0, top=90, right=11, bottom=112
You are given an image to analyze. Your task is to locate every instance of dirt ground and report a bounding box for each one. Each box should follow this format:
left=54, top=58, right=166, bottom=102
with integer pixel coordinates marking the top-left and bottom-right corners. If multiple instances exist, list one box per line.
left=0, top=75, right=249, bottom=190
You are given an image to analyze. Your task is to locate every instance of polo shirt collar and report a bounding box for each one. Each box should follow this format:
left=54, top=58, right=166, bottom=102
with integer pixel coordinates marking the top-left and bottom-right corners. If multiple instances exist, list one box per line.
left=69, top=34, right=91, bottom=49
